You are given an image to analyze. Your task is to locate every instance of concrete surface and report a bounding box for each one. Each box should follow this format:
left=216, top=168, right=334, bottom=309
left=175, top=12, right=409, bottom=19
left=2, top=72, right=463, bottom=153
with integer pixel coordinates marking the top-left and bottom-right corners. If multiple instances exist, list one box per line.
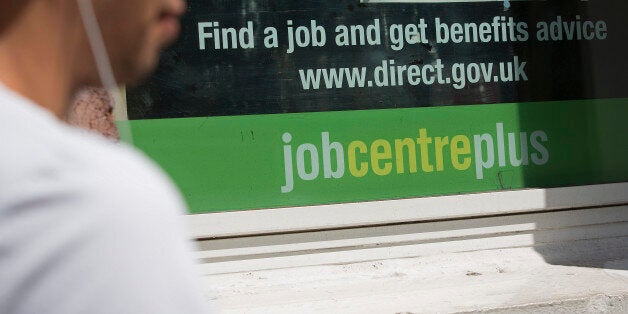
left=202, top=244, right=628, bottom=313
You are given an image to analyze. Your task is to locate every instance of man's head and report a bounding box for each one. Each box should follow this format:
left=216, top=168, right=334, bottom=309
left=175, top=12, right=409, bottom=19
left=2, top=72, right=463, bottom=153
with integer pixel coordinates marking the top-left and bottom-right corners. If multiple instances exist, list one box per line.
left=0, top=0, right=184, bottom=117
left=85, top=0, right=186, bottom=86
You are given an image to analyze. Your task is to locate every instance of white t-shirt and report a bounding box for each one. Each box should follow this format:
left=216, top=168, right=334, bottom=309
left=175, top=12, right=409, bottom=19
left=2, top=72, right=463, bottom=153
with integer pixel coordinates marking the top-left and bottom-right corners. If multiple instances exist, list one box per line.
left=0, top=84, right=212, bottom=314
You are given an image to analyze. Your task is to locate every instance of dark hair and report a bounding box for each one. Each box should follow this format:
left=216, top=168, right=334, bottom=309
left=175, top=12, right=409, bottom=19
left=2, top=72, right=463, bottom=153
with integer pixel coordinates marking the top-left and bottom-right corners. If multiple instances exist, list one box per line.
left=0, top=2, right=30, bottom=34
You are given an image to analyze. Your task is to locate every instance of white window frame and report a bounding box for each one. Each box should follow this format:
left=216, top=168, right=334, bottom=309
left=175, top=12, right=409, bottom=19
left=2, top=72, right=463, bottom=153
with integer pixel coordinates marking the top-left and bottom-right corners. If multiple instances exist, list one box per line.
left=188, top=182, right=628, bottom=238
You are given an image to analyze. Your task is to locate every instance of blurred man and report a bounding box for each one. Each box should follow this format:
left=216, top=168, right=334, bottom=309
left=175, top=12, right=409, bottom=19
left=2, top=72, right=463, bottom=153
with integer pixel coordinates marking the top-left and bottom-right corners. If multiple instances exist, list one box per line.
left=0, top=0, right=211, bottom=313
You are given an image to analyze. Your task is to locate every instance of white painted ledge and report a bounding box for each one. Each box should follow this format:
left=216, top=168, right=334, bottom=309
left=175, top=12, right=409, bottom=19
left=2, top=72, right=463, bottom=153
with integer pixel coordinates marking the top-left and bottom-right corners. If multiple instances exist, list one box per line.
left=188, top=183, right=628, bottom=239
left=195, top=206, right=628, bottom=275
left=195, top=193, right=628, bottom=313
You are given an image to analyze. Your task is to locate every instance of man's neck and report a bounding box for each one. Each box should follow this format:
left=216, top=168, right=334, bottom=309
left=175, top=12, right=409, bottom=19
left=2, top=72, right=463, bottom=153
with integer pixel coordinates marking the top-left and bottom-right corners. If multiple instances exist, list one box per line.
left=0, top=1, right=85, bottom=120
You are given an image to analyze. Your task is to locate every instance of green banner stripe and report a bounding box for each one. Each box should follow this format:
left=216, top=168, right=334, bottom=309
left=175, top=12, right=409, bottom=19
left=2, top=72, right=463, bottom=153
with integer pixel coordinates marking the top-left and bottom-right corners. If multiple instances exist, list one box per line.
left=118, top=99, right=628, bottom=214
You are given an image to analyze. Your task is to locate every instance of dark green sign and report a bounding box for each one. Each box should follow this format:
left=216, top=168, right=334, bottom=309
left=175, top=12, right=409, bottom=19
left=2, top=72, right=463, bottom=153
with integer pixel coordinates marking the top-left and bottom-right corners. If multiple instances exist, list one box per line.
left=124, top=1, right=628, bottom=214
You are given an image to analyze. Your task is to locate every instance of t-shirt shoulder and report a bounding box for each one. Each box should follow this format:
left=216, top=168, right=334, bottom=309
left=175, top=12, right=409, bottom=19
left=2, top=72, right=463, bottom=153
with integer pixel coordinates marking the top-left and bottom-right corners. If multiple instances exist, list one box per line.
left=0, top=86, right=186, bottom=218
left=0, top=86, right=211, bottom=314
